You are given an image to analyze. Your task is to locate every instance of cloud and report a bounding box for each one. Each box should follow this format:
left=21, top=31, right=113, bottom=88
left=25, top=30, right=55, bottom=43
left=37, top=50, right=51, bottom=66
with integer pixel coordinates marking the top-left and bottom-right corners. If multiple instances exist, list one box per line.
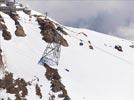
left=19, top=0, right=134, bottom=40
left=115, top=23, right=134, bottom=40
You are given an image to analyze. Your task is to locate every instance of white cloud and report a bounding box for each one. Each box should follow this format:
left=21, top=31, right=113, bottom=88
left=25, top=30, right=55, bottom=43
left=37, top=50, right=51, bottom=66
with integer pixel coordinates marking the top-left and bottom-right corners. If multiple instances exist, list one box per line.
left=19, top=0, right=134, bottom=40
left=116, top=24, right=134, bottom=40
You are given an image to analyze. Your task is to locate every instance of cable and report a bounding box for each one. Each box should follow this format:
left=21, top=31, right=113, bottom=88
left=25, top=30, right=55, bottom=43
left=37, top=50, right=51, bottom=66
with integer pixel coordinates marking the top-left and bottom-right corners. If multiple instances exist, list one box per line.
left=10, top=13, right=134, bottom=66
left=52, top=23, right=134, bottom=66
left=32, top=14, right=134, bottom=66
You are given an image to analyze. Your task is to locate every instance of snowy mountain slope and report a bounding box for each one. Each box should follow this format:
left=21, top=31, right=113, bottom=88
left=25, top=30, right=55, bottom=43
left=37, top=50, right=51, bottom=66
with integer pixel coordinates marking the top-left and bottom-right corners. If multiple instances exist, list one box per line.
left=0, top=10, right=134, bottom=100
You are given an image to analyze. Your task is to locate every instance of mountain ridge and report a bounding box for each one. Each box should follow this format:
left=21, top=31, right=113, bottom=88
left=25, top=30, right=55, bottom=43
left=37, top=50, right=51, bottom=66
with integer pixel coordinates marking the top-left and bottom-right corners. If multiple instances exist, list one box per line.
left=0, top=9, right=134, bottom=100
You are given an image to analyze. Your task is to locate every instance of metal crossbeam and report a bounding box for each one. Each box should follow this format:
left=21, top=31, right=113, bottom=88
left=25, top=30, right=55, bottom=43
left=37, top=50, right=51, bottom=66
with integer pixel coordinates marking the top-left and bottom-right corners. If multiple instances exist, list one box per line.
left=38, top=42, right=61, bottom=66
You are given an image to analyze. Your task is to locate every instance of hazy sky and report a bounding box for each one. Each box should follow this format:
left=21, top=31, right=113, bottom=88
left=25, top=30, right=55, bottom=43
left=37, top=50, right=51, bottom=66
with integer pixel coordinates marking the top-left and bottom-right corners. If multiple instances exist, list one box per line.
left=18, top=0, right=134, bottom=40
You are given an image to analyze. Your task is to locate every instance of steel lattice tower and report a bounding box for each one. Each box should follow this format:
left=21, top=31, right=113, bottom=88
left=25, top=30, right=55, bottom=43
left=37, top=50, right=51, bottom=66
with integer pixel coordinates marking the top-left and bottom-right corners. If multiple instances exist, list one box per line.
left=39, top=42, right=61, bottom=66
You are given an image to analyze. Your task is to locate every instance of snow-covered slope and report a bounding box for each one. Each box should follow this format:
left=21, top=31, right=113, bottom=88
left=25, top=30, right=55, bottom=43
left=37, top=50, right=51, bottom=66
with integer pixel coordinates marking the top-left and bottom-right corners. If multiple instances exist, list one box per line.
left=0, top=10, right=134, bottom=100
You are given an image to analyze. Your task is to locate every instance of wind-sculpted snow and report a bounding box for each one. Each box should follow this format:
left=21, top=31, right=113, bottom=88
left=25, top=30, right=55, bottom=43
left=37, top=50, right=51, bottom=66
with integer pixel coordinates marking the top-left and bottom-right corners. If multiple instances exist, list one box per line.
left=0, top=10, right=134, bottom=100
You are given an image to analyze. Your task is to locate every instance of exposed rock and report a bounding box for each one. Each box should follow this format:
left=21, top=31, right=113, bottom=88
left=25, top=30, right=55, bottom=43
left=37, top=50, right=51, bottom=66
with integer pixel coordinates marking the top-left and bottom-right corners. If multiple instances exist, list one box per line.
left=54, top=32, right=68, bottom=47
left=43, top=20, right=56, bottom=31
left=58, top=94, right=64, bottom=98
left=41, top=29, right=68, bottom=47
left=14, top=20, right=20, bottom=25
left=0, top=72, right=28, bottom=100
left=49, top=93, right=55, bottom=100
left=2, top=30, right=12, bottom=40
left=44, top=63, right=70, bottom=100
left=0, top=14, right=5, bottom=22
left=130, top=45, right=134, bottom=48
left=0, top=48, right=4, bottom=68
left=51, top=80, right=65, bottom=92
left=33, top=14, right=43, bottom=18
left=0, top=18, right=4, bottom=23
left=78, top=32, right=87, bottom=37
left=65, top=69, right=69, bottom=72
left=9, top=12, right=19, bottom=21
left=45, top=64, right=61, bottom=80
left=0, top=14, right=11, bottom=40
left=0, top=22, right=7, bottom=30
left=0, top=19, right=4, bottom=22
left=42, top=30, right=54, bottom=43
left=0, top=14, right=7, bottom=30
left=36, top=17, right=69, bottom=47
left=36, top=17, right=45, bottom=26
left=88, top=41, right=94, bottom=50
left=37, top=18, right=56, bottom=31
left=35, top=84, right=42, bottom=99
left=15, top=25, right=26, bottom=37
left=8, top=12, right=27, bottom=37
left=89, top=45, right=94, bottom=49
left=23, top=9, right=31, bottom=15
left=8, top=12, right=20, bottom=26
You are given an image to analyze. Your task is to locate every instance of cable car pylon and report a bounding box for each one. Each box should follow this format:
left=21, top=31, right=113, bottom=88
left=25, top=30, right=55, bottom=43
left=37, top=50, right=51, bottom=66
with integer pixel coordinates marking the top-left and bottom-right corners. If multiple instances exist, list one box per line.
left=38, top=13, right=62, bottom=66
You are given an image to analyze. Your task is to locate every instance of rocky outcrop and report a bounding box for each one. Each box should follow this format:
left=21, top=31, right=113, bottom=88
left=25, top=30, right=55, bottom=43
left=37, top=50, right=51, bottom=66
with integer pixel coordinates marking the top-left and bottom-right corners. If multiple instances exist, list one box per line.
left=0, top=14, right=5, bottom=23
left=44, top=63, right=70, bottom=100
left=88, top=41, right=94, bottom=49
left=8, top=12, right=26, bottom=37
left=36, top=17, right=69, bottom=47
left=130, top=45, right=134, bottom=48
left=0, top=14, right=12, bottom=40
left=0, top=49, right=4, bottom=68
left=15, top=25, right=26, bottom=37
left=9, top=12, right=20, bottom=24
left=2, top=30, right=12, bottom=40
left=41, top=29, right=68, bottom=47
left=0, top=72, right=28, bottom=100
left=9, top=12, right=20, bottom=26
left=0, top=14, right=7, bottom=30
left=35, top=84, right=42, bottom=99
left=0, top=22, right=7, bottom=30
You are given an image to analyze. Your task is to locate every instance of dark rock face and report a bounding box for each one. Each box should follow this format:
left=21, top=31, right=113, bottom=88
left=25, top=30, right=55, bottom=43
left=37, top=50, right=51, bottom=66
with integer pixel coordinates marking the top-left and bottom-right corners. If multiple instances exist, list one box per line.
left=44, top=63, right=70, bottom=100
left=42, top=30, right=55, bottom=43
left=43, top=20, right=56, bottom=31
left=9, top=12, right=19, bottom=22
left=9, top=12, right=20, bottom=26
left=35, top=84, right=42, bottom=99
left=15, top=25, right=26, bottom=37
left=36, top=17, right=69, bottom=47
left=89, top=45, right=94, bottom=49
left=0, top=14, right=12, bottom=40
left=0, top=22, right=7, bottom=30
left=41, top=29, right=69, bottom=47
left=0, top=72, right=28, bottom=100
left=2, top=30, right=12, bottom=40
left=0, top=14, right=5, bottom=23
left=0, top=49, right=4, bottom=68
left=8, top=12, right=26, bottom=37
left=130, top=45, right=134, bottom=48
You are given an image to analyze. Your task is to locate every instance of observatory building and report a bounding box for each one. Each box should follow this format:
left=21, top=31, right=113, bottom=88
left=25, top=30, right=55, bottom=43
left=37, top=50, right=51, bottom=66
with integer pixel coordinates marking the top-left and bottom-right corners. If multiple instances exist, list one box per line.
left=6, top=0, right=15, bottom=6
left=0, top=0, right=16, bottom=13
left=0, top=0, right=31, bottom=14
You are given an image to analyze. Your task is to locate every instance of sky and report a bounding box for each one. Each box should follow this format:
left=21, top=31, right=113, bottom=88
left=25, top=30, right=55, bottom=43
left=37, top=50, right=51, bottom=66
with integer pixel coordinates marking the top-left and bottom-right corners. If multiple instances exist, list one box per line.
left=18, top=0, right=134, bottom=41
